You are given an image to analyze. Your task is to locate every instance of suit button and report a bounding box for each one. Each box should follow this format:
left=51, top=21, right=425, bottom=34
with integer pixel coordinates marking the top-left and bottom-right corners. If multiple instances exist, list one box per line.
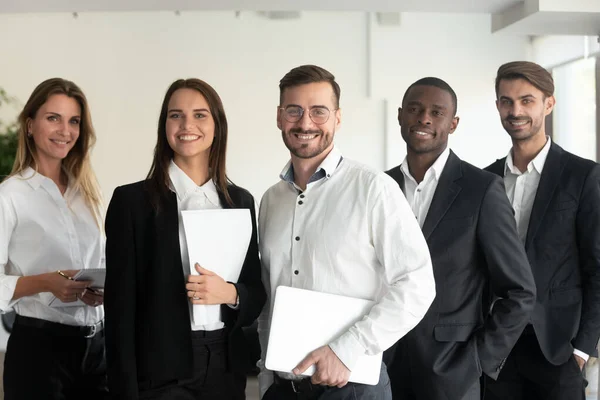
left=295, top=236, right=300, bottom=241
left=294, top=270, right=299, bottom=275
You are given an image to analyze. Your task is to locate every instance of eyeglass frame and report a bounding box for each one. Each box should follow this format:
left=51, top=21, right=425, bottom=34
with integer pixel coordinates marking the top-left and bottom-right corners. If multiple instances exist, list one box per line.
left=278, top=105, right=339, bottom=125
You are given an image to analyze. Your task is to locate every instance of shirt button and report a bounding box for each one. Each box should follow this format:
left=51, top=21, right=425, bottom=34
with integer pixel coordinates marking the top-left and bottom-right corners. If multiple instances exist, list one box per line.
left=294, top=270, right=299, bottom=275
left=298, top=201, right=304, bottom=205
left=300, top=194, right=305, bottom=199
left=417, top=189, right=422, bottom=192
left=295, top=236, right=300, bottom=241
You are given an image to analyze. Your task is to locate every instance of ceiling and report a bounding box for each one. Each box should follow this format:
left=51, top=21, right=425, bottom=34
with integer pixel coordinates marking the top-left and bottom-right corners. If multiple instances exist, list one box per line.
left=0, top=0, right=523, bottom=14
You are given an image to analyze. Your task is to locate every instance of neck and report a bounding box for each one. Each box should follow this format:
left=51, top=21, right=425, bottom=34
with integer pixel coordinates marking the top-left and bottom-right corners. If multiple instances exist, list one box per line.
left=406, top=148, right=445, bottom=184
left=291, top=147, right=333, bottom=191
left=35, top=157, right=65, bottom=187
left=511, top=132, right=547, bottom=173
left=174, top=155, right=210, bottom=186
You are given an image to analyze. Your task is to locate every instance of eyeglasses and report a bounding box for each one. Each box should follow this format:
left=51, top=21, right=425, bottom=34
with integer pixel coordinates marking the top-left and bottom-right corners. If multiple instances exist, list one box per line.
left=279, top=105, right=337, bottom=125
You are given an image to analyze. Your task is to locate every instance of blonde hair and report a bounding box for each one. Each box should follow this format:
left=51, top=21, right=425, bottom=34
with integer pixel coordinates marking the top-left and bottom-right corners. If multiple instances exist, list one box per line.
left=10, top=78, right=102, bottom=224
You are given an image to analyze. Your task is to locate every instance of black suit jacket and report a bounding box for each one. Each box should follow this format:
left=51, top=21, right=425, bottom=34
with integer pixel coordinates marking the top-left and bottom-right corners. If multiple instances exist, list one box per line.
left=385, top=151, right=536, bottom=400
left=486, top=142, right=600, bottom=364
left=104, top=181, right=266, bottom=400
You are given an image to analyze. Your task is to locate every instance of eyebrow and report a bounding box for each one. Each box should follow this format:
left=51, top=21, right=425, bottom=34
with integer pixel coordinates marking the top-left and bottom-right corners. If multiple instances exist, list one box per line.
left=168, top=108, right=210, bottom=113
left=499, top=94, right=536, bottom=101
left=406, top=101, right=448, bottom=110
left=44, top=112, right=80, bottom=118
left=284, top=104, right=330, bottom=109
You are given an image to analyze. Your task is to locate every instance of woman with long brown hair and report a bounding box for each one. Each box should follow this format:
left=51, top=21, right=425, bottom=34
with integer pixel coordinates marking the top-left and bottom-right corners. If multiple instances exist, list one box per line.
left=0, top=78, right=108, bottom=399
left=104, top=78, right=265, bottom=400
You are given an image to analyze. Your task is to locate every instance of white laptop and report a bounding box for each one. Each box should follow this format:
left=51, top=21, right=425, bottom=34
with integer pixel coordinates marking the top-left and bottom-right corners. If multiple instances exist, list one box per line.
left=265, top=286, right=383, bottom=385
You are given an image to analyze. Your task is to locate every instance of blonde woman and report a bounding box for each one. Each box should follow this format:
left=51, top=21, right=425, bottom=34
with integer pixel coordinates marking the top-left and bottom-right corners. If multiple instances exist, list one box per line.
left=0, top=78, right=108, bottom=400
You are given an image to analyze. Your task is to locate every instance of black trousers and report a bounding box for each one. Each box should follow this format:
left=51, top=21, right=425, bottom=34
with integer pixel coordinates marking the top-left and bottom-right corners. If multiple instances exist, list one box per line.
left=3, top=315, right=109, bottom=400
left=138, top=329, right=244, bottom=400
left=483, top=328, right=586, bottom=400
left=263, top=363, right=392, bottom=400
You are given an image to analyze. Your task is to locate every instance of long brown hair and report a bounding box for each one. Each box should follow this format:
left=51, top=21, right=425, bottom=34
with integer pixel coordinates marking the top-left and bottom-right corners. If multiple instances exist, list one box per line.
left=9, top=78, right=102, bottom=224
left=146, top=78, right=232, bottom=210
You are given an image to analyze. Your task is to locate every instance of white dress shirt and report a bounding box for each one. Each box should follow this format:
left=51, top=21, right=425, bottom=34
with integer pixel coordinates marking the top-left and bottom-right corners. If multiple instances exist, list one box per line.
left=168, top=160, right=226, bottom=332
left=504, top=138, right=588, bottom=362
left=257, top=146, right=435, bottom=396
left=401, top=147, right=451, bottom=228
left=0, top=168, right=104, bottom=326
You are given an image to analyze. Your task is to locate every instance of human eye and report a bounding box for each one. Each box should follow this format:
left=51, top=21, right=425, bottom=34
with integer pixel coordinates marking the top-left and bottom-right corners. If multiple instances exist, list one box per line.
left=194, top=113, right=206, bottom=119
left=69, top=118, right=81, bottom=125
left=47, top=115, right=58, bottom=122
left=169, top=113, right=181, bottom=119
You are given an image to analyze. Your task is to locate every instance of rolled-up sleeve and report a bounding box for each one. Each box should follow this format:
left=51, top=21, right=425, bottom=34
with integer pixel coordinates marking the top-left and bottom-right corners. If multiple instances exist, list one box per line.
left=329, top=176, right=435, bottom=370
left=0, top=193, right=20, bottom=312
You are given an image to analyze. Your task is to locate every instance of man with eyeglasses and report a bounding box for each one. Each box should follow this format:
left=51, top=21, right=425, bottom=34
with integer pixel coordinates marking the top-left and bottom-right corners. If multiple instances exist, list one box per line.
left=256, top=64, right=436, bottom=400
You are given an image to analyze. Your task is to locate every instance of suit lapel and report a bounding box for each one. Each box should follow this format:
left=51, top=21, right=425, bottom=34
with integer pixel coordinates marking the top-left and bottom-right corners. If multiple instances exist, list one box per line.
left=386, top=166, right=405, bottom=191
left=156, top=191, right=185, bottom=273
left=486, top=158, right=505, bottom=177
left=421, top=151, right=463, bottom=240
left=525, top=143, right=567, bottom=249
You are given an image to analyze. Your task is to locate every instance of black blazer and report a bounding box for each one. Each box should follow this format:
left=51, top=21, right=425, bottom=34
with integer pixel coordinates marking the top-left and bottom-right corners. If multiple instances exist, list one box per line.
left=104, top=181, right=266, bottom=400
left=385, top=151, right=536, bottom=400
left=486, top=142, right=600, bottom=364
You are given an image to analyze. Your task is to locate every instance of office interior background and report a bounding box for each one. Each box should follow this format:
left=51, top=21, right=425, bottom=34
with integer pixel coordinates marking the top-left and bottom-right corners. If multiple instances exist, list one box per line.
left=0, top=0, right=598, bottom=398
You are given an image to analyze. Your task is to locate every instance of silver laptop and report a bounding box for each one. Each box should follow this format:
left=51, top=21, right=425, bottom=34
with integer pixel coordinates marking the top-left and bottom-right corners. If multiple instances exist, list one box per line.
left=265, top=286, right=383, bottom=385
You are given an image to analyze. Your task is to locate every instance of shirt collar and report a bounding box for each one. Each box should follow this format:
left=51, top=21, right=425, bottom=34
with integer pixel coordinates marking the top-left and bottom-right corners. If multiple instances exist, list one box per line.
left=400, top=146, right=451, bottom=184
left=20, top=167, right=76, bottom=194
left=505, top=136, right=551, bottom=176
left=168, top=160, right=220, bottom=206
left=279, top=146, right=343, bottom=184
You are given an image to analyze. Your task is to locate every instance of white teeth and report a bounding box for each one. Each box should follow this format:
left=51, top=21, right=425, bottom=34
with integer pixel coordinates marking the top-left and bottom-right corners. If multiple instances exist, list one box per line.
left=178, top=135, right=199, bottom=141
left=51, top=140, right=68, bottom=145
left=510, top=121, right=528, bottom=126
left=297, top=134, right=316, bottom=140
left=414, top=131, right=430, bottom=136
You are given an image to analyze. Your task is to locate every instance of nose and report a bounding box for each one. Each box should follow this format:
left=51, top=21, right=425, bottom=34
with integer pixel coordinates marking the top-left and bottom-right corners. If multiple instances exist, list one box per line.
left=297, top=111, right=315, bottom=131
left=417, top=110, right=432, bottom=125
left=509, top=103, right=524, bottom=118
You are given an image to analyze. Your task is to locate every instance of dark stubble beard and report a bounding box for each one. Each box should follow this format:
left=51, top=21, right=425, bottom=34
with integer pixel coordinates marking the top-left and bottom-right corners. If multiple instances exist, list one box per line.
left=282, top=127, right=333, bottom=159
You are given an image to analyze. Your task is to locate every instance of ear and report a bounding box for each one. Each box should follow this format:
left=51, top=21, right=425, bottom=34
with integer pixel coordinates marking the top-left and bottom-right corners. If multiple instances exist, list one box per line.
left=26, top=118, right=33, bottom=136
left=334, top=108, right=341, bottom=131
left=449, top=116, right=460, bottom=135
left=397, top=107, right=402, bottom=126
left=276, top=106, right=283, bottom=130
left=544, top=95, right=556, bottom=116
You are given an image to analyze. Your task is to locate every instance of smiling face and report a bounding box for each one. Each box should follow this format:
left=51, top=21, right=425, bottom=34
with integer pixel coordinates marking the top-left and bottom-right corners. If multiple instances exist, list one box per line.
left=496, top=78, right=555, bottom=142
left=277, top=81, right=341, bottom=160
left=27, top=94, right=81, bottom=164
left=165, top=88, right=215, bottom=165
left=399, top=85, right=459, bottom=157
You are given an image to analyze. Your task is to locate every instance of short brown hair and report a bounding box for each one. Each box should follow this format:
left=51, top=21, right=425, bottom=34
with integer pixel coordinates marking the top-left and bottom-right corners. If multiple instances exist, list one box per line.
left=495, top=61, right=554, bottom=99
left=279, top=65, right=341, bottom=108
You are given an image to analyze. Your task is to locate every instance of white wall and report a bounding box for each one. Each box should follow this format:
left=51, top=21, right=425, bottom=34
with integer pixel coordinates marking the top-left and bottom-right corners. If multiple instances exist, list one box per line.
left=0, top=10, right=531, bottom=350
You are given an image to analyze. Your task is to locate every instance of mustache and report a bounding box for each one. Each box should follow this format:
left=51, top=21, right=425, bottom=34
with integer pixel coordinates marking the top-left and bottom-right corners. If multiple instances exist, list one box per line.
left=288, top=128, right=323, bottom=135
left=506, top=115, right=530, bottom=122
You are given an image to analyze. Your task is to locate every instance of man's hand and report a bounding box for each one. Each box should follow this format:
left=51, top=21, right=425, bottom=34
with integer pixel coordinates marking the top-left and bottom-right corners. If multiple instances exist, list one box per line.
left=574, top=354, right=586, bottom=371
left=293, top=345, right=350, bottom=388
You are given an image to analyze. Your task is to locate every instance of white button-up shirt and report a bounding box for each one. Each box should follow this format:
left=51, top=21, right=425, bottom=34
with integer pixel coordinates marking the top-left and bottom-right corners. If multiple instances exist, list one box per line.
left=0, top=168, right=104, bottom=326
left=168, top=160, right=226, bottom=332
left=401, top=147, right=451, bottom=228
left=503, top=137, right=588, bottom=362
left=504, top=137, right=551, bottom=243
left=257, top=146, right=435, bottom=395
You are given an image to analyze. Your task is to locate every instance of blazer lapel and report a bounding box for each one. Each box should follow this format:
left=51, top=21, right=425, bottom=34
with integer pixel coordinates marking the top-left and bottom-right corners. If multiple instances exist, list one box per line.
left=157, top=191, right=185, bottom=272
left=525, top=143, right=567, bottom=249
left=486, top=158, right=505, bottom=177
left=421, top=151, right=462, bottom=240
left=387, top=166, right=406, bottom=191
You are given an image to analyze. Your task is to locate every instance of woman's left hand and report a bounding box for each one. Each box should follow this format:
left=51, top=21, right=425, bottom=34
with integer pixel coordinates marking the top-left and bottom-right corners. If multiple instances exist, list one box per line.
left=186, top=263, right=237, bottom=305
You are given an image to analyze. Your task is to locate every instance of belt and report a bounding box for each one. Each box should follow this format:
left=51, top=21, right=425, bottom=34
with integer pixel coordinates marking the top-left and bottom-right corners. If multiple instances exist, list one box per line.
left=15, top=315, right=104, bottom=338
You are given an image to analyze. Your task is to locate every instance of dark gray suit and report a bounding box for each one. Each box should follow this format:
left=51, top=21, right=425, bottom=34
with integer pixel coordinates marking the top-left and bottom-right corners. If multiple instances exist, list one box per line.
left=484, top=142, right=600, bottom=399
left=384, top=151, right=536, bottom=400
